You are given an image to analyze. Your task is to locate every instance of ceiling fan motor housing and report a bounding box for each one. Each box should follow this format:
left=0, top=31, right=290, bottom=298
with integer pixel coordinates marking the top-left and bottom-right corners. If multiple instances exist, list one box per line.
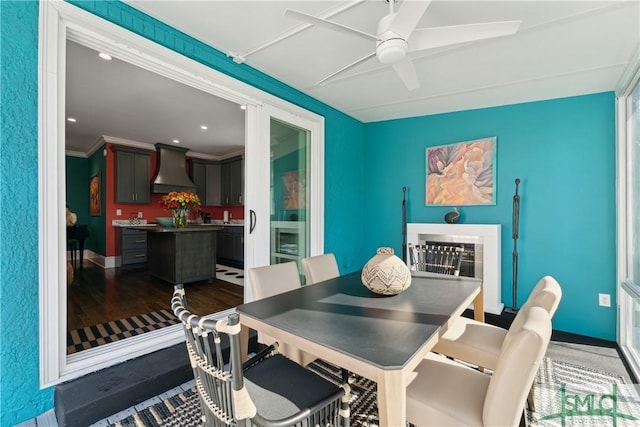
left=376, top=38, right=408, bottom=64
left=376, top=12, right=408, bottom=64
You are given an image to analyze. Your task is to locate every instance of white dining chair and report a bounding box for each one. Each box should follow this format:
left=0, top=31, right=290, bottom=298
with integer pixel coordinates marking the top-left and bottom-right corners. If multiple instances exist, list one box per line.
left=432, top=275, right=561, bottom=371
left=407, top=304, right=552, bottom=426
left=301, top=253, right=340, bottom=285
left=248, top=261, right=316, bottom=366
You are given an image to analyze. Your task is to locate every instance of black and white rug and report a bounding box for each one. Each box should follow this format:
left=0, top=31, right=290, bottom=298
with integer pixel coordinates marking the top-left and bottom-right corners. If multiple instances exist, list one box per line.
left=107, top=357, right=640, bottom=427
left=67, top=309, right=179, bottom=355
left=528, top=358, right=640, bottom=426
left=216, top=264, right=244, bottom=287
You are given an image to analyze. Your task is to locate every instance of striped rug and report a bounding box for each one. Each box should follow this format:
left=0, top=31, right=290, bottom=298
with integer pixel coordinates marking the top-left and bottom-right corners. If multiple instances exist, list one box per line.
left=107, top=358, right=640, bottom=427
left=67, top=309, right=179, bottom=355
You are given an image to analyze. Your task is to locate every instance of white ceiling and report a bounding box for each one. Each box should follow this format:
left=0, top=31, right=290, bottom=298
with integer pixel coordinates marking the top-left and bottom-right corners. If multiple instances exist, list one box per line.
left=67, top=0, right=639, bottom=156
left=65, top=40, right=246, bottom=158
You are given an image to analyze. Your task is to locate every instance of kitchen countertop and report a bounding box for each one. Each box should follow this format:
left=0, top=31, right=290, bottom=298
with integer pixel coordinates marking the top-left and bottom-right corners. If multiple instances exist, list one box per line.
left=113, top=219, right=244, bottom=228
left=208, top=220, right=244, bottom=227
left=126, top=225, right=223, bottom=232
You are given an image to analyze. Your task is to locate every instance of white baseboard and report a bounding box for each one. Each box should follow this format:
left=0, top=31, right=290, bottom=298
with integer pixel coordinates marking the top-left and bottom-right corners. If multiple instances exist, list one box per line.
left=85, top=250, right=120, bottom=269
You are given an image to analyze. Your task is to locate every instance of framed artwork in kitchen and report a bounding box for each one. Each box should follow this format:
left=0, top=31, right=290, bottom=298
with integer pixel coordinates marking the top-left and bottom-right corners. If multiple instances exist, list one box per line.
left=426, top=136, right=496, bottom=206
left=90, top=172, right=101, bottom=215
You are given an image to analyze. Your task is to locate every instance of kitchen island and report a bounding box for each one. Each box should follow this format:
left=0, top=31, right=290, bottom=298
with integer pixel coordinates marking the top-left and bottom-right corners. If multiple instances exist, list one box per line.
left=127, top=225, right=222, bottom=285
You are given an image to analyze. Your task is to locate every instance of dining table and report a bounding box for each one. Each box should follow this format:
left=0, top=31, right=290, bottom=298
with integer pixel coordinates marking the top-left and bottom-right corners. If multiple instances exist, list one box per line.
left=237, top=270, right=483, bottom=426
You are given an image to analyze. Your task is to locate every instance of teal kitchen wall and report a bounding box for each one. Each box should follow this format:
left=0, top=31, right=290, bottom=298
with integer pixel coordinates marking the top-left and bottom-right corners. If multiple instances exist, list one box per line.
left=66, top=156, right=89, bottom=223
left=363, top=92, right=617, bottom=341
left=88, top=148, right=107, bottom=255
left=66, top=151, right=106, bottom=255
left=0, top=1, right=365, bottom=425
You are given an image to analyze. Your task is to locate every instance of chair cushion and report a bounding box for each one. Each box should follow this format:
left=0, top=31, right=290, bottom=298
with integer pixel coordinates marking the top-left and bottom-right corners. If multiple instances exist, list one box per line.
left=432, top=317, right=507, bottom=370
left=407, top=353, right=490, bottom=426
left=244, top=354, right=341, bottom=419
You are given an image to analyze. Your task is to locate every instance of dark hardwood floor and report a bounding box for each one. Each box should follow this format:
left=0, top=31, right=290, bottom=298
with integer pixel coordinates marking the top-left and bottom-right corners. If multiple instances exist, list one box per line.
left=67, top=261, right=244, bottom=331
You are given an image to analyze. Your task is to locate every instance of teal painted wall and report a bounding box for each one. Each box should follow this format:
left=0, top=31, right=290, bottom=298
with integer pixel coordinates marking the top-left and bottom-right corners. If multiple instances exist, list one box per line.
left=0, top=1, right=54, bottom=424
left=363, top=92, right=617, bottom=341
left=66, top=156, right=89, bottom=223
left=88, top=148, right=107, bottom=255
left=0, top=1, right=365, bottom=424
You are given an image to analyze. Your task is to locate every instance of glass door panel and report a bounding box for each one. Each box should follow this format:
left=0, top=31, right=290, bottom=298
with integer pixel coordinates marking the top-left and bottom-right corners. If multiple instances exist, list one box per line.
left=269, top=119, right=310, bottom=282
left=619, top=76, right=640, bottom=379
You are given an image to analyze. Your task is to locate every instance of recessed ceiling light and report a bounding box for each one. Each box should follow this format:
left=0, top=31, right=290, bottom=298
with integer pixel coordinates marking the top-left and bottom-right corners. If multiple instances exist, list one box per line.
left=200, top=125, right=208, bottom=130
left=172, top=139, right=180, bottom=144
left=98, top=52, right=112, bottom=61
left=240, top=105, right=247, bottom=110
left=67, top=117, right=77, bottom=122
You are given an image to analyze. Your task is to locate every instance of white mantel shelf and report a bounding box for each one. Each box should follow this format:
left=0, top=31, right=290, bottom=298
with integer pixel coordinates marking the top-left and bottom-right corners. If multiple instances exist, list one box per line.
left=406, top=223, right=503, bottom=315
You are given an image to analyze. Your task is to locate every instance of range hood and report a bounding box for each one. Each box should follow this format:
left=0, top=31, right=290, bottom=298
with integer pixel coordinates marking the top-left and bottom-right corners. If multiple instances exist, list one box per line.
left=151, top=143, right=196, bottom=194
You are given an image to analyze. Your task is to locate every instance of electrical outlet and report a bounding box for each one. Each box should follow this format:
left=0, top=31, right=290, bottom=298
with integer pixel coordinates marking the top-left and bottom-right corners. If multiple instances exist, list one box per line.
left=116, top=209, right=122, bottom=216
left=138, top=211, right=143, bottom=218
left=599, top=293, right=611, bottom=307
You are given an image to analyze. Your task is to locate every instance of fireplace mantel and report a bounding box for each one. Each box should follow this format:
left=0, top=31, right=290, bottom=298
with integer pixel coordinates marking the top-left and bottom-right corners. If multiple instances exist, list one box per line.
left=406, top=223, right=503, bottom=315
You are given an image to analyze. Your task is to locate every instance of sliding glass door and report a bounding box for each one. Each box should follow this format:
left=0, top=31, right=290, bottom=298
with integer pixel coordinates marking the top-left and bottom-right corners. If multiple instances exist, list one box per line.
left=618, top=74, right=640, bottom=378
left=269, top=119, right=310, bottom=281
left=244, top=105, right=324, bottom=299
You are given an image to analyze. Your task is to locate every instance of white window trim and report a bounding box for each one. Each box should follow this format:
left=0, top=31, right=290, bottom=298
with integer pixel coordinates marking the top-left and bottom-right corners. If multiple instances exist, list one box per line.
left=615, top=48, right=639, bottom=379
left=39, top=0, right=324, bottom=386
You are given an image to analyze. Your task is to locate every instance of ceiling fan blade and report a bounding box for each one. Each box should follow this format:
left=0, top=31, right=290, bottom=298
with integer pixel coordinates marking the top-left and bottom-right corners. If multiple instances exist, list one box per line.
left=284, top=9, right=379, bottom=41
left=316, top=52, right=377, bottom=87
left=408, top=20, right=522, bottom=52
left=392, top=57, right=420, bottom=91
left=387, top=0, right=432, bottom=40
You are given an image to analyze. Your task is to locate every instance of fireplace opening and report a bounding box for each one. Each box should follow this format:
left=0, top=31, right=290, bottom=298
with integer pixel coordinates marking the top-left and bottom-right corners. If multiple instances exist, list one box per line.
left=410, top=234, right=484, bottom=280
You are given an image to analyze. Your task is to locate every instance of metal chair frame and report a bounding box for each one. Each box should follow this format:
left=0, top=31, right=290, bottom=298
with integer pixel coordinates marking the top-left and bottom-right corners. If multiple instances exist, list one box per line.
left=171, top=285, right=350, bottom=427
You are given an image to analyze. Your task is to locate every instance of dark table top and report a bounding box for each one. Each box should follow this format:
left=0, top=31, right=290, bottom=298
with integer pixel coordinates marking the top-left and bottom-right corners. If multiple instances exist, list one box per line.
left=237, top=271, right=481, bottom=370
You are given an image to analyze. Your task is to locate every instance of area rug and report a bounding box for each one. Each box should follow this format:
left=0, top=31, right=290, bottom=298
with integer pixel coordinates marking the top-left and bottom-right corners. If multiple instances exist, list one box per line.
left=216, top=264, right=244, bottom=287
left=528, top=358, right=640, bottom=426
left=107, top=357, right=640, bottom=427
left=67, top=309, right=179, bottom=354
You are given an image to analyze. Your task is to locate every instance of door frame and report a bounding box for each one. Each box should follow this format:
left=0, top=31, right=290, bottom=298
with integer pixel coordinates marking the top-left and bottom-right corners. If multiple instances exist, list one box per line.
left=39, top=0, right=324, bottom=386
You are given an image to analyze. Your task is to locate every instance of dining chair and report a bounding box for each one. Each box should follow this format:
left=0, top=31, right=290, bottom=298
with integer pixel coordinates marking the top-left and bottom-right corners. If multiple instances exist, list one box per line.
left=248, top=261, right=317, bottom=366
left=301, top=253, right=340, bottom=284
left=432, top=275, right=561, bottom=371
left=406, top=304, right=552, bottom=426
left=171, top=285, right=350, bottom=427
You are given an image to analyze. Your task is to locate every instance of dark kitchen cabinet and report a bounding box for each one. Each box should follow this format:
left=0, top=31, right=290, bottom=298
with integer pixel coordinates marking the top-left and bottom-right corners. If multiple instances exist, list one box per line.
left=113, top=146, right=151, bottom=203
left=189, top=159, right=221, bottom=206
left=221, top=156, right=243, bottom=206
left=216, top=226, right=243, bottom=268
left=121, top=228, right=147, bottom=268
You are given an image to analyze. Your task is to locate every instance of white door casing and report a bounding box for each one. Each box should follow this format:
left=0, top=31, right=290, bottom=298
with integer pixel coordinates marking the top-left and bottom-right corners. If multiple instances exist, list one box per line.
left=39, top=0, right=324, bottom=386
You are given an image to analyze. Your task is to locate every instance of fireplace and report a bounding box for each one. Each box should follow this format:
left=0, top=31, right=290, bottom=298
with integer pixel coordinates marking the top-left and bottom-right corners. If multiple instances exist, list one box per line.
left=406, top=223, right=503, bottom=315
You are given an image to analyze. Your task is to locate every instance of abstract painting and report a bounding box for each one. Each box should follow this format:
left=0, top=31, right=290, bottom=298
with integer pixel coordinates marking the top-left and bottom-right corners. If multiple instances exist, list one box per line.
left=282, top=170, right=306, bottom=209
left=426, top=137, right=496, bottom=206
left=89, top=172, right=101, bottom=215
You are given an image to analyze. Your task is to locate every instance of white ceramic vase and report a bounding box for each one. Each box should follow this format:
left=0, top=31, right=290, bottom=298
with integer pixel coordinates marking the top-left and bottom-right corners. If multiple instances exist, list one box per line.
left=361, top=247, right=412, bottom=295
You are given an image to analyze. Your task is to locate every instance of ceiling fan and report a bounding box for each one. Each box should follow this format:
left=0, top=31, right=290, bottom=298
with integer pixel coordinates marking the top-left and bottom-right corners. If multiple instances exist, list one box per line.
left=285, top=0, right=521, bottom=90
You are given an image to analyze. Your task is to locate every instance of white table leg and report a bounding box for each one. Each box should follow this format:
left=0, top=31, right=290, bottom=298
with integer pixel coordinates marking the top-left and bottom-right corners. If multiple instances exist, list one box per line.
left=377, top=369, right=405, bottom=426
